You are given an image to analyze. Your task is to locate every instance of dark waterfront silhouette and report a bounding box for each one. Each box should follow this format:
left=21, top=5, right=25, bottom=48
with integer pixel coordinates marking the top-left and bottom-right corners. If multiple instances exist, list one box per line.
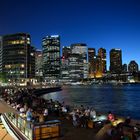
left=43, top=84, right=140, bottom=119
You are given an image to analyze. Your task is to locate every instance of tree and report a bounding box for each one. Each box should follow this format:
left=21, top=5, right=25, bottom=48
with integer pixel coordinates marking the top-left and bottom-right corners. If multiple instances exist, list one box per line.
left=0, top=72, right=8, bottom=83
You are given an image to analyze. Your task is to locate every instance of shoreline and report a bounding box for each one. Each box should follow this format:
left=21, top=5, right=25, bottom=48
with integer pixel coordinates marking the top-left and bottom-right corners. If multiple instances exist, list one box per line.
left=1, top=87, right=140, bottom=140
left=42, top=85, right=140, bottom=120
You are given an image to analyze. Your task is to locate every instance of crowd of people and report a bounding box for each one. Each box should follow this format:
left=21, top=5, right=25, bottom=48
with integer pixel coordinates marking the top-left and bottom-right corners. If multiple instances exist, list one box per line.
left=69, top=105, right=97, bottom=128
left=1, top=88, right=68, bottom=123
left=1, top=88, right=140, bottom=140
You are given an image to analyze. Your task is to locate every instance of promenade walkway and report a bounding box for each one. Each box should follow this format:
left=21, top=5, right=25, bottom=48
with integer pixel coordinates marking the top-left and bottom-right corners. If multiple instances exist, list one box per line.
left=0, top=98, right=99, bottom=140
left=46, top=114, right=102, bottom=140
left=1, top=88, right=140, bottom=140
left=0, top=100, right=15, bottom=140
left=0, top=123, right=14, bottom=140
left=0, top=99, right=16, bottom=113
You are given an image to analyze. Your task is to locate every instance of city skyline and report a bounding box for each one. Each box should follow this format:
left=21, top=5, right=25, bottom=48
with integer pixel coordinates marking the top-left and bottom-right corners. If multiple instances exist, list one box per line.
left=1, top=32, right=139, bottom=72
left=0, top=0, right=140, bottom=69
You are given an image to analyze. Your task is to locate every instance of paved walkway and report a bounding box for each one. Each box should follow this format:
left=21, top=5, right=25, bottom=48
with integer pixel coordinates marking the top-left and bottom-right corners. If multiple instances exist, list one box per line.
left=0, top=99, right=16, bottom=140
left=0, top=122, right=14, bottom=140
left=46, top=115, right=102, bottom=140
left=0, top=99, right=100, bottom=140
left=0, top=99, right=16, bottom=113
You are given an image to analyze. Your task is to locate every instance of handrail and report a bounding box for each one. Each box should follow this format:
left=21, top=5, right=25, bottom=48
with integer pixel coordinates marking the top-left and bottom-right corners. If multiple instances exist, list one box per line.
left=3, top=112, right=61, bottom=140
left=2, top=114, right=28, bottom=140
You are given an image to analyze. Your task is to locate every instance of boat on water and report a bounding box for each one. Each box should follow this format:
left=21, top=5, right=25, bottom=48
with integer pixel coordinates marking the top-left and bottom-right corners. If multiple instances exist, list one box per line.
left=70, top=82, right=83, bottom=86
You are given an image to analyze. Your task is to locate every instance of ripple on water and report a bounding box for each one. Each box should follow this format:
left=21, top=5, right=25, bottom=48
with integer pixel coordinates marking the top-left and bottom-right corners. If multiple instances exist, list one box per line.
left=42, top=84, right=140, bottom=119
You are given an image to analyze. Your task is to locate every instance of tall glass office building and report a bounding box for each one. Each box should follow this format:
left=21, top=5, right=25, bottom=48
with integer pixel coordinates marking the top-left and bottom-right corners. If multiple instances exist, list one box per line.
left=110, top=49, right=122, bottom=73
left=98, top=48, right=107, bottom=73
left=69, top=43, right=88, bottom=80
left=42, top=35, right=60, bottom=79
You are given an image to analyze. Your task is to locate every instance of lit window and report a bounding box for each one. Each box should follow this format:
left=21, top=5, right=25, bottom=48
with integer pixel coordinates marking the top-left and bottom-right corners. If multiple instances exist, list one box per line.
left=21, top=64, right=24, bottom=68
left=30, top=53, right=34, bottom=56
left=20, top=71, right=24, bottom=74
left=27, top=40, right=30, bottom=44
left=18, top=51, right=24, bottom=54
left=5, top=65, right=11, bottom=68
left=27, top=38, right=30, bottom=40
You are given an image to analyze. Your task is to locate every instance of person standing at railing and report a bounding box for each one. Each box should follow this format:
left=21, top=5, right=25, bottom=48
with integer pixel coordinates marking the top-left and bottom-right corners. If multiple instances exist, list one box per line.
left=43, top=108, right=48, bottom=122
left=26, top=108, right=33, bottom=129
left=26, top=108, right=33, bottom=121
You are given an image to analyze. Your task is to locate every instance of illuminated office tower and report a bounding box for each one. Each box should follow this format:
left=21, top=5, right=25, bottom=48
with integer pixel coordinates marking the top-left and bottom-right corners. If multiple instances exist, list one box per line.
left=1, top=33, right=35, bottom=82
left=110, top=49, right=122, bottom=73
left=61, top=46, right=71, bottom=80
left=62, top=46, right=71, bottom=59
left=122, top=64, right=127, bottom=73
left=0, top=37, right=2, bottom=72
left=98, top=48, right=107, bottom=73
left=42, top=35, right=60, bottom=79
left=128, top=60, right=139, bottom=73
left=88, top=48, right=96, bottom=76
left=35, top=49, right=43, bottom=77
left=69, top=43, right=88, bottom=80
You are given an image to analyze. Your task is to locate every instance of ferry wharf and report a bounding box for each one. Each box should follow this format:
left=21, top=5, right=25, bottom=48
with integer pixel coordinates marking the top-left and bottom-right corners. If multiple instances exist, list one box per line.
left=0, top=97, right=102, bottom=140
left=1, top=87, right=140, bottom=140
left=0, top=100, right=14, bottom=140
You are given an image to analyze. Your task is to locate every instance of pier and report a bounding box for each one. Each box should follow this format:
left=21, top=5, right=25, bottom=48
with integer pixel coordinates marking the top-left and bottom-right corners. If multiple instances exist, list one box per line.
left=1, top=87, right=140, bottom=140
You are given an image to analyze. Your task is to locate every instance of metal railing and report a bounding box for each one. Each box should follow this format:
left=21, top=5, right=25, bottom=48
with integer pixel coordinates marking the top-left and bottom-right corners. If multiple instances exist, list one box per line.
left=4, top=112, right=61, bottom=140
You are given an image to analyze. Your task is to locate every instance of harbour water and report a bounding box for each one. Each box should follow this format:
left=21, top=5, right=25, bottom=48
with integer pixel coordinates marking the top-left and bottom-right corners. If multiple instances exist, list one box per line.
left=42, top=84, right=140, bottom=120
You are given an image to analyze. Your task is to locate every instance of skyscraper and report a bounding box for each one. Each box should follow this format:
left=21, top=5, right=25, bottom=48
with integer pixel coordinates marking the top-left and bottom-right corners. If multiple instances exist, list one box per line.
left=42, top=35, right=60, bottom=79
left=62, top=46, right=71, bottom=59
left=128, top=60, right=139, bottom=73
left=1, top=33, right=35, bottom=82
left=88, top=48, right=96, bottom=76
left=110, top=49, right=122, bottom=73
left=98, top=48, right=107, bottom=74
left=0, top=37, right=2, bottom=72
left=61, top=46, right=71, bottom=80
left=122, top=64, right=127, bottom=73
left=69, top=43, right=88, bottom=80
left=35, top=49, right=43, bottom=77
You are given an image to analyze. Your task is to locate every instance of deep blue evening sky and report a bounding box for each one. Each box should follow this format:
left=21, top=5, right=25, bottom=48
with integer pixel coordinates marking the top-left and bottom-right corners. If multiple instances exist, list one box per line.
left=0, top=0, right=140, bottom=69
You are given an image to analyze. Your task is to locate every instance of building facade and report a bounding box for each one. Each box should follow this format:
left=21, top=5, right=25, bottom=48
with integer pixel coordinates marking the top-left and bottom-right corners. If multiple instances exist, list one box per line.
left=1, top=33, right=35, bottom=83
left=122, top=64, right=127, bottom=73
left=61, top=46, right=71, bottom=80
left=110, top=49, right=122, bottom=73
left=128, top=60, right=139, bottom=73
left=42, top=35, right=61, bottom=80
left=35, top=49, right=43, bottom=77
left=98, top=48, right=107, bottom=74
left=88, top=48, right=96, bottom=77
left=0, top=37, right=2, bottom=72
left=62, top=46, right=71, bottom=59
left=69, top=43, right=88, bottom=80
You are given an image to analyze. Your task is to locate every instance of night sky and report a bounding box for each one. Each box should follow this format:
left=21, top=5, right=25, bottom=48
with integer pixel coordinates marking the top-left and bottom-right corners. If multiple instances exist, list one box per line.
left=0, top=0, right=140, bottom=69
